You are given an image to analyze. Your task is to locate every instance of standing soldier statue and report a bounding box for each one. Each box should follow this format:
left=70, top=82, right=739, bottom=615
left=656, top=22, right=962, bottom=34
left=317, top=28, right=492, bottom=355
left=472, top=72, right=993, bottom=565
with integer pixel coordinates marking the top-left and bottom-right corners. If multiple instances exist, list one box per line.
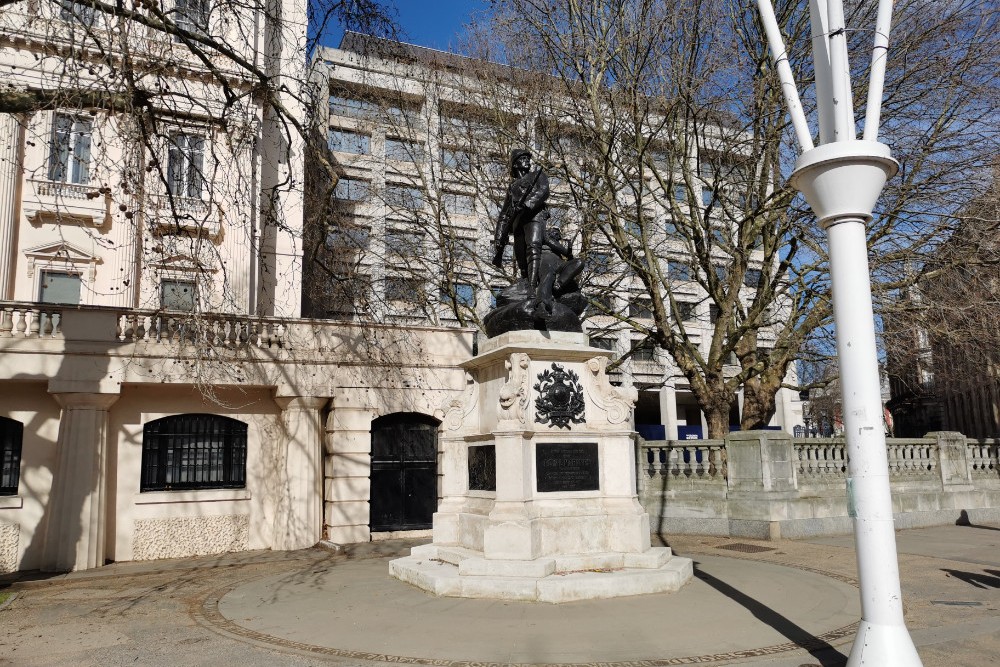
left=492, top=149, right=550, bottom=305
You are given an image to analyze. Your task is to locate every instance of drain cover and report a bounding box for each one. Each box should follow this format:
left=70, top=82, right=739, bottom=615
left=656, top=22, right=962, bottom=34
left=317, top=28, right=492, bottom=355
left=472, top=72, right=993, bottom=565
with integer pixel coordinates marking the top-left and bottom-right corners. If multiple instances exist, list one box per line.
left=931, top=600, right=983, bottom=606
left=715, top=542, right=777, bottom=553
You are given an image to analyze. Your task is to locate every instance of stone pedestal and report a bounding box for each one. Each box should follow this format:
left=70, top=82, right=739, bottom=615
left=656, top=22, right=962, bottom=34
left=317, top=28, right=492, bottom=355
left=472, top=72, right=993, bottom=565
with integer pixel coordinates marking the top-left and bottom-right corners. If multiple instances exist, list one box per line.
left=390, top=331, right=692, bottom=602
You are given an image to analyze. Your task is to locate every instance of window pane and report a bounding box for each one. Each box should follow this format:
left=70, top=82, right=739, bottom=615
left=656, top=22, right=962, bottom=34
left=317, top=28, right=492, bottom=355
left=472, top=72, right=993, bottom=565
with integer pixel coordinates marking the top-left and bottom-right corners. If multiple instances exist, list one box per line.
left=167, top=133, right=204, bottom=197
left=141, top=415, right=247, bottom=491
left=333, top=178, right=369, bottom=202
left=161, top=279, right=196, bottom=311
left=385, top=138, right=423, bottom=161
left=39, top=271, right=82, bottom=304
left=0, top=417, right=24, bottom=496
left=328, top=129, right=370, bottom=155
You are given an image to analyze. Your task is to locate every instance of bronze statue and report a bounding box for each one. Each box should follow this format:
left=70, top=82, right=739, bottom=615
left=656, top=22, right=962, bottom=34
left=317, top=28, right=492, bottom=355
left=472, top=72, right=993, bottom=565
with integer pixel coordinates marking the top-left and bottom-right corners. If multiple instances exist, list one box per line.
left=492, top=149, right=550, bottom=302
left=484, top=149, right=587, bottom=338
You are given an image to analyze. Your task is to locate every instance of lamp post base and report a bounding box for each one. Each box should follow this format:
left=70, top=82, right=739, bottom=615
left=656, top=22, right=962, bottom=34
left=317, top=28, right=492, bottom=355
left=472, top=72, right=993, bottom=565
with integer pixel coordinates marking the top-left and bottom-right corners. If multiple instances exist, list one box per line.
left=847, top=619, right=923, bottom=666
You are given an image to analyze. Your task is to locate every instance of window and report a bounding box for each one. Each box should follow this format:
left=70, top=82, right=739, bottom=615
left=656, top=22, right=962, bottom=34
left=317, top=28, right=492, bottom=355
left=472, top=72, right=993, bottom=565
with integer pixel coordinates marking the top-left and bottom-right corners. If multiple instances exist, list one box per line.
left=629, top=298, right=653, bottom=319
left=668, top=262, right=692, bottom=281
left=702, top=188, right=715, bottom=207
left=588, top=251, right=612, bottom=274
left=440, top=283, right=475, bottom=307
left=443, top=192, right=475, bottom=216
left=325, top=225, right=370, bottom=251
left=329, top=93, right=378, bottom=119
left=59, top=0, right=96, bottom=24
left=589, top=292, right=615, bottom=315
left=167, top=133, right=204, bottom=198
left=140, top=414, right=247, bottom=492
left=385, top=230, right=423, bottom=256
left=710, top=304, right=722, bottom=324
left=744, top=268, right=763, bottom=288
left=48, top=114, right=92, bottom=184
left=39, top=271, right=82, bottom=304
left=714, top=264, right=728, bottom=282
left=672, top=185, right=687, bottom=203
left=386, top=277, right=424, bottom=303
left=664, top=220, right=680, bottom=238
left=328, top=129, right=370, bottom=155
left=386, top=184, right=423, bottom=210
left=630, top=339, right=656, bottom=362
left=173, top=0, right=209, bottom=35
left=385, top=138, right=423, bottom=162
left=333, top=178, right=369, bottom=202
left=161, top=278, right=196, bottom=311
left=677, top=302, right=696, bottom=322
left=442, top=148, right=470, bottom=171
left=0, top=417, right=23, bottom=496
left=590, top=337, right=615, bottom=351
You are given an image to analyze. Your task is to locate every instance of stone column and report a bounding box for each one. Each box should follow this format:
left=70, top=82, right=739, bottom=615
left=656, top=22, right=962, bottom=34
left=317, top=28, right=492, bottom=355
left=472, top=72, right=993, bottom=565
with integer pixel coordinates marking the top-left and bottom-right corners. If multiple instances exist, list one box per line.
left=42, top=393, right=119, bottom=572
left=273, top=397, right=328, bottom=551
left=0, top=114, right=24, bottom=300
left=659, top=382, right=679, bottom=441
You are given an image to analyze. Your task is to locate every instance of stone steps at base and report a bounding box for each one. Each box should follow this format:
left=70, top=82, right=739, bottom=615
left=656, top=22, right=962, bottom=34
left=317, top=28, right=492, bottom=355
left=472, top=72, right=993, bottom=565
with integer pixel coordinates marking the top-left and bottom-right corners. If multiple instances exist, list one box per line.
left=388, top=553, right=693, bottom=603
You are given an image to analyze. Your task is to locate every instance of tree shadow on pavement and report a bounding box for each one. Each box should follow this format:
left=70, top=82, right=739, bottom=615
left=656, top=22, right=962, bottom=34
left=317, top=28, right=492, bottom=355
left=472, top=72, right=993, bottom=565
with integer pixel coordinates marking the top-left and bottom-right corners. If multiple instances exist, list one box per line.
left=693, top=566, right=849, bottom=667
left=941, top=568, right=1000, bottom=589
left=956, top=510, right=1000, bottom=531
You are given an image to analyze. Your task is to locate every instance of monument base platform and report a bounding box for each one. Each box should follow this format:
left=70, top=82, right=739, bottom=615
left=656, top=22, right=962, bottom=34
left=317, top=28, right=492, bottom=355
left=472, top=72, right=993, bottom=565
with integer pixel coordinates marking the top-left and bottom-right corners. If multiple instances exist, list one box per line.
left=390, top=544, right=693, bottom=603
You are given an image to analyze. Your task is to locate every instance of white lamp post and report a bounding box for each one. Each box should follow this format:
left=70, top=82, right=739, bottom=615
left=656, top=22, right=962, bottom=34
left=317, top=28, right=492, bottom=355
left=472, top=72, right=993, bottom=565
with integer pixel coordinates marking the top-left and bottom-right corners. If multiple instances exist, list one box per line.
left=755, top=0, right=923, bottom=664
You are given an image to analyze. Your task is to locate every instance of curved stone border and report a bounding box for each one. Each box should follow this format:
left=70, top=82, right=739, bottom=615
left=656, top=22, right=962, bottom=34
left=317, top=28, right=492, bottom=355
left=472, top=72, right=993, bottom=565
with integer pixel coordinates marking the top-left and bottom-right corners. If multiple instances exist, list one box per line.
left=191, top=552, right=860, bottom=667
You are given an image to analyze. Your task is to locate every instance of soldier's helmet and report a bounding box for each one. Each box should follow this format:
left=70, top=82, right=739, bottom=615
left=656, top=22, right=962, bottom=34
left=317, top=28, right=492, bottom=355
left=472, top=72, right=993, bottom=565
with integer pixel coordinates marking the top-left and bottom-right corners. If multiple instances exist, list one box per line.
left=509, top=149, right=532, bottom=178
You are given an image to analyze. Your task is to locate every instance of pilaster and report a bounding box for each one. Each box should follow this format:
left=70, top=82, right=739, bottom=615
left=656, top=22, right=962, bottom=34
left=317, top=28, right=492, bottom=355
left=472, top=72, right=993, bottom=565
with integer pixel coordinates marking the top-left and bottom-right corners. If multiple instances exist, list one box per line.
left=42, top=392, right=119, bottom=572
left=273, top=396, right=328, bottom=550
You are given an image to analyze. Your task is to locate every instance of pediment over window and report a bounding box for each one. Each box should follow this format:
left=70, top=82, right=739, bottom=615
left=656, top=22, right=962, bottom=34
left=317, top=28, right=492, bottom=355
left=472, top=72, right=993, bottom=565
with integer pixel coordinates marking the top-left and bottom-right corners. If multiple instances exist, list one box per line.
left=24, top=241, right=101, bottom=280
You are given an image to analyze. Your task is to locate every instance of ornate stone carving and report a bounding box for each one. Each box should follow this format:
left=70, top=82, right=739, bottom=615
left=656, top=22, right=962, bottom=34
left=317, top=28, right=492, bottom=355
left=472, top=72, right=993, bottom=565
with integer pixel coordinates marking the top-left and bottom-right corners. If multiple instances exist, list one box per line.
left=437, top=372, right=477, bottom=431
left=534, top=362, right=585, bottom=429
left=585, top=356, right=638, bottom=425
left=497, top=353, right=531, bottom=426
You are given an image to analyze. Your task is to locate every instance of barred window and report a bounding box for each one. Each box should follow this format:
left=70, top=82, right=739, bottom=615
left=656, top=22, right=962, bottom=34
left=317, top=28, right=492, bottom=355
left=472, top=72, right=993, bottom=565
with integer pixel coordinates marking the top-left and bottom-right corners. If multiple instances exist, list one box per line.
left=0, top=417, right=23, bottom=496
left=140, top=414, right=247, bottom=492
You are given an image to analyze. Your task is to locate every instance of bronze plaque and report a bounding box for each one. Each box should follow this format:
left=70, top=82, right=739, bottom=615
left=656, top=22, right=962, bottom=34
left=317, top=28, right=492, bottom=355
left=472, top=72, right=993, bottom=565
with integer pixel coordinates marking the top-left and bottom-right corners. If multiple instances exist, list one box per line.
left=536, top=442, right=599, bottom=492
left=468, top=445, right=496, bottom=491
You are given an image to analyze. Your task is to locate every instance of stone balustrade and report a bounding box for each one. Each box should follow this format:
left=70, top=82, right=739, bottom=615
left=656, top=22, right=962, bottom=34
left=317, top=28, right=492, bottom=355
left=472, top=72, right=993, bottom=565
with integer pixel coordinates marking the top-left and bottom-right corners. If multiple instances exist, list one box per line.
left=638, top=431, right=1000, bottom=539
left=115, top=311, right=288, bottom=349
left=0, top=304, right=62, bottom=338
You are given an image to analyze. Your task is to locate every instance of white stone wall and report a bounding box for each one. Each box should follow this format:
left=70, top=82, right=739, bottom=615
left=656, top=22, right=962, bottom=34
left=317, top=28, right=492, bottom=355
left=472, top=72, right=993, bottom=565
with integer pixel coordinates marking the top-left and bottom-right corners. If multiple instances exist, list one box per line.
left=132, top=515, right=250, bottom=561
left=0, top=521, right=18, bottom=573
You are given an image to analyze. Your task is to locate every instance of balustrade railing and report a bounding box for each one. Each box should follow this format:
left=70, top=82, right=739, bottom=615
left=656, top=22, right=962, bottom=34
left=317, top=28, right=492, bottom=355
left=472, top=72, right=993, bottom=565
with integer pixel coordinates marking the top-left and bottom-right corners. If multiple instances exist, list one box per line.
left=794, top=439, right=848, bottom=478
left=967, top=440, right=999, bottom=477
left=885, top=438, right=938, bottom=477
left=0, top=305, right=62, bottom=338
left=115, top=311, right=287, bottom=349
left=640, top=441, right=726, bottom=482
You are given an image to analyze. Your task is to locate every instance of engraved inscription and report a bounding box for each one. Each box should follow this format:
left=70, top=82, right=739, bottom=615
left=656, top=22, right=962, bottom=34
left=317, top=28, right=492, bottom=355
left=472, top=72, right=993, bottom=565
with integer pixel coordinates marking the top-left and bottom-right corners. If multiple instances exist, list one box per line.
left=536, top=442, right=599, bottom=492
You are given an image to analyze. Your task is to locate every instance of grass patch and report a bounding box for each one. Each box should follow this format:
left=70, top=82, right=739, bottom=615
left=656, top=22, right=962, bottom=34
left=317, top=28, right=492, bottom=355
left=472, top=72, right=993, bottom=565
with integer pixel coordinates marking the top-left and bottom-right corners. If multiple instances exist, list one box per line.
left=0, top=592, right=11, bottom=606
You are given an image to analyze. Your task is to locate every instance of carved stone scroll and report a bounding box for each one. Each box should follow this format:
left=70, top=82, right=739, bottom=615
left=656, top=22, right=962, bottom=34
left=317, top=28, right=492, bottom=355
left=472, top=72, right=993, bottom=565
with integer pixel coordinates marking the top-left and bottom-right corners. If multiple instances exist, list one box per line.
left=585, top=357, right=638, bottom=425
left=437, top=372, right=477, bottom=431
left=497, top=352, right=531, bottom=427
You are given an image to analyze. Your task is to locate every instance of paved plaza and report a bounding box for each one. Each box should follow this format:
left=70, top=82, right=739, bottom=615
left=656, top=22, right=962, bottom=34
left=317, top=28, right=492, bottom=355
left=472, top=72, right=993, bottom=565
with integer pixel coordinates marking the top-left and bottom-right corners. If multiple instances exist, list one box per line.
left=1, top=524, right=998, bottom=667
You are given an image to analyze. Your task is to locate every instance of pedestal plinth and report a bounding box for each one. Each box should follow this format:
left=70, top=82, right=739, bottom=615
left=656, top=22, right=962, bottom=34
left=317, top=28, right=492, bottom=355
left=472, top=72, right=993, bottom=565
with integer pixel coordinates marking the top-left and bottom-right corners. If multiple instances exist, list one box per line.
left=389, top=331, right=693, bottom=602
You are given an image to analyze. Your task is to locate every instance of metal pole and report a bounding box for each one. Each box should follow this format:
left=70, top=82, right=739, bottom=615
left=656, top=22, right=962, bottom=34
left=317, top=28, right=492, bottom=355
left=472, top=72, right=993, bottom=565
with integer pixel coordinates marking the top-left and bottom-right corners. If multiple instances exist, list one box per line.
left=864, top=0, right=894, bottom=141
left=756, top=0, right=815, bottom=151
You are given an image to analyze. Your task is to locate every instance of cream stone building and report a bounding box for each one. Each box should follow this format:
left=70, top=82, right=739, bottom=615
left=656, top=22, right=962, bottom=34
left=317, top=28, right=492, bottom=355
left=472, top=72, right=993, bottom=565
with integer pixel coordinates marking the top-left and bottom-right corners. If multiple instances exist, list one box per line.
left=0, top=4, right=473, bottom=573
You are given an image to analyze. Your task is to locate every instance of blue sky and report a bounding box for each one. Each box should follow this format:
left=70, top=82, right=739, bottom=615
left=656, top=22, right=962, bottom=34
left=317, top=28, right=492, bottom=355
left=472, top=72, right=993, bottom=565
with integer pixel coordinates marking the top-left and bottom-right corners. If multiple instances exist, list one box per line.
left=323, top=0, right=490, bottom=51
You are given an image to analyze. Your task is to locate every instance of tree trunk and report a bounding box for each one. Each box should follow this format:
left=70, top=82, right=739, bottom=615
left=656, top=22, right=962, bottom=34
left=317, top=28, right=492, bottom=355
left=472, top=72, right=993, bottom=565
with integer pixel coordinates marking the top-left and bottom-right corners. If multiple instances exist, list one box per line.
left=703, top=405, right=731, bottom=439
left=741, top=375, right=781, bottom=431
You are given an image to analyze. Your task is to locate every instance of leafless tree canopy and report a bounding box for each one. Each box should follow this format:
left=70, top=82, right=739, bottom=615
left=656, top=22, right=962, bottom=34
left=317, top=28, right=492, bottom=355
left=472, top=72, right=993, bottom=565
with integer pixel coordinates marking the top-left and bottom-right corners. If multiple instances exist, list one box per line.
left=303, top=0, right=999, bottom=437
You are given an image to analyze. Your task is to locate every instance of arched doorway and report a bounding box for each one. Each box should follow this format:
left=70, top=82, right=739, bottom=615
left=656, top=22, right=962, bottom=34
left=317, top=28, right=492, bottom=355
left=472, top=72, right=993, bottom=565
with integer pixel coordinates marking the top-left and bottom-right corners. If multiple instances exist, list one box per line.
left=369, top=413, right=439, bottom=533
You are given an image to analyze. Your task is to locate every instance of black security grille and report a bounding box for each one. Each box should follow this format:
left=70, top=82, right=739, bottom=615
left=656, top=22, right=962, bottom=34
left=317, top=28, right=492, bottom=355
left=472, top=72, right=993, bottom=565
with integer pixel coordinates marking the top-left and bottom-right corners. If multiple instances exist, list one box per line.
left=0, top=417, right=23, bottom=496
left=141, top=414, right=247, bottom=491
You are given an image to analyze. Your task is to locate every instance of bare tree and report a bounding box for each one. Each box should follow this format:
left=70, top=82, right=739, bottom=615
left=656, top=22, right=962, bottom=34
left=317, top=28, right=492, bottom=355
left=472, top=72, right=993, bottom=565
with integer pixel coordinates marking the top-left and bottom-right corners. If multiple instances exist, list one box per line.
left=434, top=0, right=998, bottom=437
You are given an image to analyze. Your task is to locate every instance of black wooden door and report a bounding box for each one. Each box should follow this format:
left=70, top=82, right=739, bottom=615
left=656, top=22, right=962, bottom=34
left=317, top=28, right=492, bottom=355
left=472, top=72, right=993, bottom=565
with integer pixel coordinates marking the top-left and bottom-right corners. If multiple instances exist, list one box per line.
left=369, top=413, right=438, bottom=532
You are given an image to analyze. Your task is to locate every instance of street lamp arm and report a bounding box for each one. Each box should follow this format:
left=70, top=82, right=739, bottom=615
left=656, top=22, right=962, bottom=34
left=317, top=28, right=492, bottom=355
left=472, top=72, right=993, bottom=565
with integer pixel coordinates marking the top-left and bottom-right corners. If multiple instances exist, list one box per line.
left=863, top=0, right=895, bottom=141
left=755, top=0, right=815, bottom=151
